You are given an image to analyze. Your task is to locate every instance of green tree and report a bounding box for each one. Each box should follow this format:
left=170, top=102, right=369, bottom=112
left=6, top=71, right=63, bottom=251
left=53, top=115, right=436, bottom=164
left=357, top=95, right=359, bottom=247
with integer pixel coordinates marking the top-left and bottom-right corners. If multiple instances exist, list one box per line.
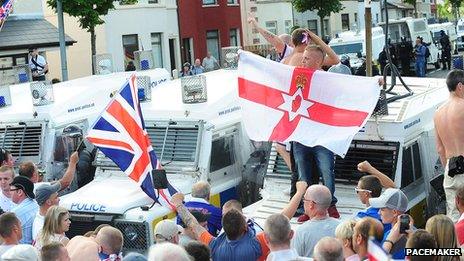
left=290, top=25, right=301, bottom=34
left=47, top=0, right=115, bottom=74
left=437, top=0, right=453, bottom=20
left=449, top=0, right=463, bottom=21
left=403, top=0, right=418, bottom=18
left=292, top=0, right=343, bottom=36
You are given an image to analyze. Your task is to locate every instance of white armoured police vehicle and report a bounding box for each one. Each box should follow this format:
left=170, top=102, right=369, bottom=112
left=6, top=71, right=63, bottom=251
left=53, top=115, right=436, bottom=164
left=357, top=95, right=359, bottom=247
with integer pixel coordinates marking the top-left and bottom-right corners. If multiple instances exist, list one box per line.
left=379, top=17, right=441, bottom=68
left=57, top=67, right=260, bottom=253
left=0, top=68, right=169, bottom=193
left=244, top=76, right=449, bottom=229
left=456, top=19, right=464, bottom=50
left=329, top=27, right=385, bottom=68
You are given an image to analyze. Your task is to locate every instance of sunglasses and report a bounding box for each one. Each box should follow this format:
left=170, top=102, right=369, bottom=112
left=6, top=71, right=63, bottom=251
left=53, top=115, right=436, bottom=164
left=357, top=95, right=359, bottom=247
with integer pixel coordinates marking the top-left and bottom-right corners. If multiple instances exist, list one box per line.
left=302, top=198, right=318, bottom=204
left=355, top=187, right=372, bottom=194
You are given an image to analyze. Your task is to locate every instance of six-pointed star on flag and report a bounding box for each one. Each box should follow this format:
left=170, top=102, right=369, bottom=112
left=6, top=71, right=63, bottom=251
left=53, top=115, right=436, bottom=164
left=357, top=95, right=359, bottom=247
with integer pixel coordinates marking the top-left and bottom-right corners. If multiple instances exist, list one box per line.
left=278, top=88, right=314, bottom=121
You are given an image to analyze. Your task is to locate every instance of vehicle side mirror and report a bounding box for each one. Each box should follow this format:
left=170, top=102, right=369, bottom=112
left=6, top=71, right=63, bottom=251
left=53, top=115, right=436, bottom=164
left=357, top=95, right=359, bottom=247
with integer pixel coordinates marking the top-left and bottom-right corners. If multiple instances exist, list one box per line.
left=152, top=169, right=169, bottom=189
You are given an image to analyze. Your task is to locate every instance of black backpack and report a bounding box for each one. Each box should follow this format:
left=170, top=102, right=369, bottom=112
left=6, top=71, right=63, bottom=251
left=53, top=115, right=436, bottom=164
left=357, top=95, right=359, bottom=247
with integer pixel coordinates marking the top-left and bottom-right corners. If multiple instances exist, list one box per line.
left=425, top=46, right=430, bottom=59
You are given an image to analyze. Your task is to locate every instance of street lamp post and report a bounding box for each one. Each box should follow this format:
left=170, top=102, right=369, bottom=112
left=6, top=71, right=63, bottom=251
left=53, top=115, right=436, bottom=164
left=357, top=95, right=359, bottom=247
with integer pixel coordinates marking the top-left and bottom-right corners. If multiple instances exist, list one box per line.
left=365, top=0, right=373, bottom=77
left=57, top=0, right=69, bottom=81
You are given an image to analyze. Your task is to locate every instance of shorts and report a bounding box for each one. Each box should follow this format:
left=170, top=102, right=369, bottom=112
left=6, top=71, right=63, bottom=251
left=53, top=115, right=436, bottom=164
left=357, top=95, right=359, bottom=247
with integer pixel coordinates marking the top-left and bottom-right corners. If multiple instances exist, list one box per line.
left=444, top=159, right=464, bottom=223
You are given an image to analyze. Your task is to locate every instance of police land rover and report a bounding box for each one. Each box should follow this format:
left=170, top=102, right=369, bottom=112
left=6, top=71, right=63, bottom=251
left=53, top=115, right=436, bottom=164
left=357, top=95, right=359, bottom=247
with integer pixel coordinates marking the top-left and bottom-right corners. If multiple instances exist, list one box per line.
left=57, top=65, right=257, bottom=252
left=0, top=68, right=170, bottom=193
left=244, top=76, right=449, bottom=229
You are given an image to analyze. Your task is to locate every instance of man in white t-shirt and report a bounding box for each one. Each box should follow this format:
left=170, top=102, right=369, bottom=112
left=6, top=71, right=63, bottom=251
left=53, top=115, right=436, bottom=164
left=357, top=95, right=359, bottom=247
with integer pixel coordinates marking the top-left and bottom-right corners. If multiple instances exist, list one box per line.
left=0, top=213, right=22, bottom=257
left=0, top=166, right=16, bottom=212
left=32, top=183, right=60, bottom=241
left=28, top=47, right=49, bottom=81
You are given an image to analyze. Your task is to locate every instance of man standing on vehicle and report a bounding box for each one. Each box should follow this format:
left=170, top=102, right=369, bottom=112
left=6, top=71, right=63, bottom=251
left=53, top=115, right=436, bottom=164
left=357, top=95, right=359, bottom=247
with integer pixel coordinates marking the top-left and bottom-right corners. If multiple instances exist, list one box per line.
left=294, top=43, right=341, bottom=221
left=434, top=69, right=464, bottom=222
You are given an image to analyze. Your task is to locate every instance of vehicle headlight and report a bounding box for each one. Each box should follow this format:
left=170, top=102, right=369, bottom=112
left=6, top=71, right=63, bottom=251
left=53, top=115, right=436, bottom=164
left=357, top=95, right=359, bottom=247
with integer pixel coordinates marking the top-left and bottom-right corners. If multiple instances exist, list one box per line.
left=124, top=225, right=138, bottom=242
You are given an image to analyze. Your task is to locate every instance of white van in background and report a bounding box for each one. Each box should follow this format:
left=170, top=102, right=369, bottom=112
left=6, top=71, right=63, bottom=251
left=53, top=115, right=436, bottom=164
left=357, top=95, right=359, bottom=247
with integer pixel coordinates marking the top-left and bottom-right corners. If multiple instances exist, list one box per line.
left=379, top=18, right=440, bottom=68
left=329, top=27, right=385, bottom=68
left=456, top=19, right=464, bottom=50
left=429, top=22, right=457, bottom=52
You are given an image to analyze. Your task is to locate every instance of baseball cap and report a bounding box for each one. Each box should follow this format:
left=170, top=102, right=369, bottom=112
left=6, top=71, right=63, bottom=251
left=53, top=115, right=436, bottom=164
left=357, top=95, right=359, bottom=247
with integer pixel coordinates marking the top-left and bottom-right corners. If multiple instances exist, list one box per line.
left=10, top=176, right=35, bottom=199
left=154, top=220, right=183, bottom=241
left=179, top=210, right=211, bottom=228
left=35, top=183, right=61, bottom=206
left=369, top=188, right=409, bottom=212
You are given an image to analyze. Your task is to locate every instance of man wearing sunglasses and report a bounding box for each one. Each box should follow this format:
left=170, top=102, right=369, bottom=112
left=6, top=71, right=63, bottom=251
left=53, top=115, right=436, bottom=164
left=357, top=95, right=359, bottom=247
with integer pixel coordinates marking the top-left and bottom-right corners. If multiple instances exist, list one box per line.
left=292, top=184, right=340, bottom=258
left=356, top=161, right=396, bottom=231
left=9, top=176, right=38, bottom=244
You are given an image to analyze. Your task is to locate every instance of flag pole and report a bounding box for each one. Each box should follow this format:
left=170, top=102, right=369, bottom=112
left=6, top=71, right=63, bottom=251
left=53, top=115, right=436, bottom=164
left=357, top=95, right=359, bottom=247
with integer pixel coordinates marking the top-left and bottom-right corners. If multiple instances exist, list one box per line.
left=0, top=20, right=5, bottom=33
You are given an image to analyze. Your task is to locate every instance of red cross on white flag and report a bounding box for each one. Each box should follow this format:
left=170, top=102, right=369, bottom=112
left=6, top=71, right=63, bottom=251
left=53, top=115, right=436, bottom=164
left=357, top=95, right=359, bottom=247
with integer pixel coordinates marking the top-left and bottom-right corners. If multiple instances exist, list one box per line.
left=237, top=51, right=380, bottom=157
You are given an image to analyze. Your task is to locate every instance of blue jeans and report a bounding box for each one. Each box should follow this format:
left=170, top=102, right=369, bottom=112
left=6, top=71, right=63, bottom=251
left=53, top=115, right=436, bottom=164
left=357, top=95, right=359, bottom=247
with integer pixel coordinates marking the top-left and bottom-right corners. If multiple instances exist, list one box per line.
left=292, top=142, right=337, bottom=205
left=415, top=61, right=425, bottom=77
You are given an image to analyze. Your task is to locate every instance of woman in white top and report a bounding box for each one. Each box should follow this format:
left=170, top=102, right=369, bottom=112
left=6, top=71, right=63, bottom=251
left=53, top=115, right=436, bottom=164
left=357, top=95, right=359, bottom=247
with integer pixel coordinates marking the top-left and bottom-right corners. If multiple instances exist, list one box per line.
left=34, top=206, right=71, bottom=250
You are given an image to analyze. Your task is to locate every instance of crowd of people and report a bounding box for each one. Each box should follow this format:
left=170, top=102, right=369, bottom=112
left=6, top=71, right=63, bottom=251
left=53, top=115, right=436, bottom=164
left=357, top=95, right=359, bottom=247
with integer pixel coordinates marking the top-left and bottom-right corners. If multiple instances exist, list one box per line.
left=1, top=155, right=464, bottom=260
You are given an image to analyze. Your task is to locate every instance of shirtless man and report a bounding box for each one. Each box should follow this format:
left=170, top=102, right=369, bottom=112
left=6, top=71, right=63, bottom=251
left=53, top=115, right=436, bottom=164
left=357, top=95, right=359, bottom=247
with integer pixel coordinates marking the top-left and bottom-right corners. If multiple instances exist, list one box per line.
left=248, top=13, right=295, bottom=63
left=434, top=69, right=464, bottom=222
left=248, top=14, right=308, bottom=172
left=66, top=226, right=123, bottom=261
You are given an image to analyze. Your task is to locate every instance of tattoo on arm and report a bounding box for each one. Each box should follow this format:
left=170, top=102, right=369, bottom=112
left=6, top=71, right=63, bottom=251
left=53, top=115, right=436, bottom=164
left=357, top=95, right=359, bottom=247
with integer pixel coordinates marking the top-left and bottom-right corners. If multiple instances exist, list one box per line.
left=262, top=30, right=275, bottom=40
left=176, top=204, right=206, bottom=236
left=257, top=27, right=284, bottom=52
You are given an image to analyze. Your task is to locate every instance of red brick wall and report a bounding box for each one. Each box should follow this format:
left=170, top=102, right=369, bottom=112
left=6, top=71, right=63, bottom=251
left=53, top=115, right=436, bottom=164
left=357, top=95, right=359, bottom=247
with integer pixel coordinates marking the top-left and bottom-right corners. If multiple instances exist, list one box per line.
left=178, top=0, right=242, bottom=62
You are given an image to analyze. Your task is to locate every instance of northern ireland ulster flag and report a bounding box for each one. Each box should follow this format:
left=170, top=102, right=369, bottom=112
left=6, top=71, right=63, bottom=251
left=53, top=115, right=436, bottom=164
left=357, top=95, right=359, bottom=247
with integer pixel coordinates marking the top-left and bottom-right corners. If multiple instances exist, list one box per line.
left=237, top=51, right=380, bottom=157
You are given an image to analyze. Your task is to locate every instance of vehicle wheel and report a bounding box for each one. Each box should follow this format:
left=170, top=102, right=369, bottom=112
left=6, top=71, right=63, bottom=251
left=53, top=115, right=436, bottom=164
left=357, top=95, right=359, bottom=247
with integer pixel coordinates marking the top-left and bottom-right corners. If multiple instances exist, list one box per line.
left=434, top=62, right=440, bottom=69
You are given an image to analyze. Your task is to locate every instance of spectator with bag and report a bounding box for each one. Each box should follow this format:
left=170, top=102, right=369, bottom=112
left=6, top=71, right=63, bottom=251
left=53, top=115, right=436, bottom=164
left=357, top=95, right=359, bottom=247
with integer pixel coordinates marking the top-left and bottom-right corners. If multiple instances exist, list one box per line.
left=28, top=47, right=49, bottom=81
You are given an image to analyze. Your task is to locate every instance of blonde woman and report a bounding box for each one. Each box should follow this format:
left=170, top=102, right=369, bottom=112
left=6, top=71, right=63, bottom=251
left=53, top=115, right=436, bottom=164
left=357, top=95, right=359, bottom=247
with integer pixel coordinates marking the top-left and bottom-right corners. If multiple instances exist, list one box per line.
left=34, top=206, right=71, bottom=250
left=335, top=219, right=359, bottom=261
left=425, top=214, right=459, bottom=261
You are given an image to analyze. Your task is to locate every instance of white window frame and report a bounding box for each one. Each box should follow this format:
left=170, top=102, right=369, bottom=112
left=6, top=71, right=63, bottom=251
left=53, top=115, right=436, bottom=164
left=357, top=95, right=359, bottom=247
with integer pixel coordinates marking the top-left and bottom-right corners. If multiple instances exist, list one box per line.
left=265, top=21, right=277, bottom=35
left=151, top=33, right=163, bottom=68
left=285, top=20, right=292, bottom=34
left=203, top=0, right=218, bottom=5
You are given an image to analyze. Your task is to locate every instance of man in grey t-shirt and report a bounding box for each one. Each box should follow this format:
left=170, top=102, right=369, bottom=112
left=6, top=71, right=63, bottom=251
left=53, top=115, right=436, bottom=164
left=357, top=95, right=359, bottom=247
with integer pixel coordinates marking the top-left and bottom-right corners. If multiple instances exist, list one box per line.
left=291, top=185, right=340, bottom=257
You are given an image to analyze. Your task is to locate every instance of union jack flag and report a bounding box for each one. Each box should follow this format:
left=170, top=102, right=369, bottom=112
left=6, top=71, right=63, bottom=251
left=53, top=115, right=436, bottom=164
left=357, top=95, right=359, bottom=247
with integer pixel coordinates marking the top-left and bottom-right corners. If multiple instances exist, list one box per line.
left=87, top=75, right=177, bottom=209
left=0, top=0, right=14, bottom=27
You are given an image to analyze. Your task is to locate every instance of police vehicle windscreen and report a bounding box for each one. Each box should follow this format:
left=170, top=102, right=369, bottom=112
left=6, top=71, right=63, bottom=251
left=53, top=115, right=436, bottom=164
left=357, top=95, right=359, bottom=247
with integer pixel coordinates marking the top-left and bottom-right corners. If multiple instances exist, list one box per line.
left=330, top=43, right=363, bottom=55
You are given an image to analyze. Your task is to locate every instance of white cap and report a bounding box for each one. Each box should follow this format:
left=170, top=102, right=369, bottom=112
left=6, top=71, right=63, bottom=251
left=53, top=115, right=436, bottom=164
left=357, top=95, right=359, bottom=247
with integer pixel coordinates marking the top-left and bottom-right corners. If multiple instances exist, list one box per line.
left=369, top=188, right=409, bottom=213
left=1, top=244, right=39, bottom=261
left=154, top=220, right=183, bottom=242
